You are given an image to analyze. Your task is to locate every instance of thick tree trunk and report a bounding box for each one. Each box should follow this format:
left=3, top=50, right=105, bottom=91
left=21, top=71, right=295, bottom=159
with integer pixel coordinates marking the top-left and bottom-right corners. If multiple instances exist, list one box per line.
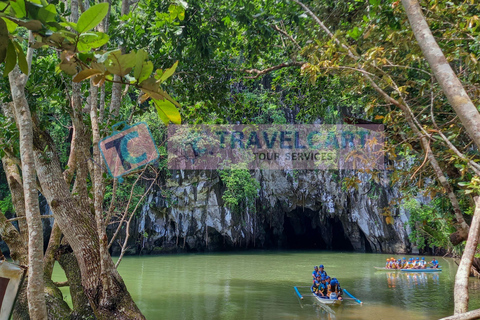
left=454, top=197, right=480, bottom=314
left=441, top=308, right=480, bottom=320
left=402, top=0, right=480, bottom=151
left=32, top=123, right=145, bottom=319
left=56, top=243, right=95, bottom=319
left=9, top=68, right=47, bottom=319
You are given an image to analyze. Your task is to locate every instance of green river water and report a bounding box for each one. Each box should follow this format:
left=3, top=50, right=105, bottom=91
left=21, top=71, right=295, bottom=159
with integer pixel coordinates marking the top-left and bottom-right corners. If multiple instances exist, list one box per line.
left=53, top=251, right=480, bottom=320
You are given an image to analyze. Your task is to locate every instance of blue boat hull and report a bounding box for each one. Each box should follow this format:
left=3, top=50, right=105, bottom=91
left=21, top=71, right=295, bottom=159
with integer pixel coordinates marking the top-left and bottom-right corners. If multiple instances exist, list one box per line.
left=401, top=268, right=442, bottom=273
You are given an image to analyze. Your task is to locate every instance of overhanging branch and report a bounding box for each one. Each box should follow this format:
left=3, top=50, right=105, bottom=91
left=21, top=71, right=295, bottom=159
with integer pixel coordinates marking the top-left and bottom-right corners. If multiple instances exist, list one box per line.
left=243, top=62, right=305, bottom=79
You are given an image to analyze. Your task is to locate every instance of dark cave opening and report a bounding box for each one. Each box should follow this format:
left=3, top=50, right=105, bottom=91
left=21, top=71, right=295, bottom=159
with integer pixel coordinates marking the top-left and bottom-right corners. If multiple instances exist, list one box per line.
left=359, top=228, right=373, bottom=253
left=280, top=208, right=354, bottom=251
left=330, top=218, right=354, bottom=251
left=282, top=209, right=327, bottom=249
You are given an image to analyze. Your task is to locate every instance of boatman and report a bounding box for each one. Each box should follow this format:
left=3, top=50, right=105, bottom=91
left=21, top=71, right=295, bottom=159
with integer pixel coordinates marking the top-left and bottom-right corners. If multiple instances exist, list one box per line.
left=430, top=258, right=439, bottom=268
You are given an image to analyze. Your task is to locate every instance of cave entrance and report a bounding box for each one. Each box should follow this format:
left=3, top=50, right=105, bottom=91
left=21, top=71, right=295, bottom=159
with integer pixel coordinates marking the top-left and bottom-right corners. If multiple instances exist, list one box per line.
left=330, top=218, right=354, bottom=251
left=359, top=228, right=373, bottom=253
left=282, top=208, right=327, bottom=249
left=281, top=208, right=355, bottom=251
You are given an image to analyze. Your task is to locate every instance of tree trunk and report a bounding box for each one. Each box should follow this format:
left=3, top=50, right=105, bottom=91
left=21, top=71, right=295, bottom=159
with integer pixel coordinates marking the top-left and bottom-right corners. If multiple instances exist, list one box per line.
left=454, top=197, right=480, bottom=314
left=43, top=222, right=62, bottom=279
left=1, top=156, right=28, bottom=247
left=441, top=308, right=480, bottom=320
left=32, top=122, right=145, bottom=319
left=402, top=0, right=480, bottom=151
left=9, top=67, right=48, bottom=320
left=56, top=243, right=95, bottom=319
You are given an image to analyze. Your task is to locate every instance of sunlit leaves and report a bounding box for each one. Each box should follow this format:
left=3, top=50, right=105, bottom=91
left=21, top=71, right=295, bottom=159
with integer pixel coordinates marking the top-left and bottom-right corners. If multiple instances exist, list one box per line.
left=168, top=4, right=185, bottom=21
left=76, top=2, right=109, bottom=34
left=2, top=17, right=17, bottom=33
left=72, top=69, right=103, bottom=82
left=158, top=60, right=178, bottom=83
left=105, top=50, right=135, bottom=76
left=153, top=98, right=181, bottom=125
left=134, top=49, right=153, bottom=84
left=77, top=32, right=110, bottom=52
left=9, top=0, right=27, bottom=19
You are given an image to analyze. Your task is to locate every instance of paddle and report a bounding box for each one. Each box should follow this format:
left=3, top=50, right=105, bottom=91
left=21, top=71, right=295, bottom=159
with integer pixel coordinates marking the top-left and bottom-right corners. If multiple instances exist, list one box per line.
left=343, top=289, right=363, bottom=305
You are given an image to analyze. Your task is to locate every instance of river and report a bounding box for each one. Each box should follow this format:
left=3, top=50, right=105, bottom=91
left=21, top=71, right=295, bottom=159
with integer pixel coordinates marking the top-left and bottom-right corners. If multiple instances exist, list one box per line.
left=54, top=251, right=480, bottom=319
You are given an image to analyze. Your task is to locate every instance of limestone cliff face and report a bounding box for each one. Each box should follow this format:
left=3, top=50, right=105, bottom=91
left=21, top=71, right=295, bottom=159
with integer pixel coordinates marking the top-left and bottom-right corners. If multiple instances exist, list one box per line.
left=122, top=169, right=412, bottom=255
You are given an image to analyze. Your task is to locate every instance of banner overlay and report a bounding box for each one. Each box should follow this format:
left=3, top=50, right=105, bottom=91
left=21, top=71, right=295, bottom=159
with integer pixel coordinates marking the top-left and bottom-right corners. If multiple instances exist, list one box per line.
left=168, top=124, right=385, bottom=170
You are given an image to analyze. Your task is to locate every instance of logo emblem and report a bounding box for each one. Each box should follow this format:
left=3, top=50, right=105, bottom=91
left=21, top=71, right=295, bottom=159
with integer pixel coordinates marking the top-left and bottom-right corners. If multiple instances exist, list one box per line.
left=100, top=122, right=159, bottom=181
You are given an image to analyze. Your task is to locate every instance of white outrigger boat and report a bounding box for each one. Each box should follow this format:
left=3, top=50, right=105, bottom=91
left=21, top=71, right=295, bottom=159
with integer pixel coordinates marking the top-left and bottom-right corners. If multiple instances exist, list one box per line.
left=310, top=288, right=342, bottom=305
left=293, top=286, right=362, bottom=305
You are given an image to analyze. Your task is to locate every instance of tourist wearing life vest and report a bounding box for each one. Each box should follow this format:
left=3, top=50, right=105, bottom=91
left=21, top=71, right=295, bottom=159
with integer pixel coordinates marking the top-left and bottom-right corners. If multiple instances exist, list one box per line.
left=318, top=265, right=327, bottom=277
left=312, top=266, right=319, bottom=282
left=328, top=278, right=343, bottom=300
left=311, top=275, right=322, bottom=295
left=319, top=277, right=328, bottom=297
left=385, top=258, right=391, bottom=269
left=419, top=257, right=427, bottom=269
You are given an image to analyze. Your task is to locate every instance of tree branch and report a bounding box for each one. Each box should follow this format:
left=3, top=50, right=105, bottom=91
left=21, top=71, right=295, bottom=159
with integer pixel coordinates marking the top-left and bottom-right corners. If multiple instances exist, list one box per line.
left=243, top=62, right=305, bottom=79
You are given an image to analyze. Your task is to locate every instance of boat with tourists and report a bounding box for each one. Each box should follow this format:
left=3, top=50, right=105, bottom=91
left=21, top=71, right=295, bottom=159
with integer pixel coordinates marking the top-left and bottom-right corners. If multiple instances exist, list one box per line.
left=293, top=264, right=362, bottom=307
left=375, top=256, right=442, bottom=272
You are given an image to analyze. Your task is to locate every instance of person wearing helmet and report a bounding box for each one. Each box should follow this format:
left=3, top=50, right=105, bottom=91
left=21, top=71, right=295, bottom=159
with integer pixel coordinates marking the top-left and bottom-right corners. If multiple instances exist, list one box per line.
left=312, top=266, right=319, bottom=282
left=405, top=258, right=413, bottom=269
left=419, top=257, right=426, bottom=269
left=385, top=258, right=391, bottom=269
left=318, top=265, right=327, bottom=277
left=396, top=259, right=402, bottom=269
left=311, top=275, right=322, bottom=296
left=328, top=278, right=343, bottom=300
left=319, top=276, right=328, bottom=297
left=415, top=257, right=422, bottom=269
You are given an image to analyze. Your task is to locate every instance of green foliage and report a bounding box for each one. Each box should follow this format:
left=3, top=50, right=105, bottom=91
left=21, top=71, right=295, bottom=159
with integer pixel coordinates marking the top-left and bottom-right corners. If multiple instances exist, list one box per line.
left=219, top=166, right=260, bottom=215
left=0, top=0, right=182, bottom=125
left=405, top=197, right=462, bottom=254
left=0, top=194, right=13, bottom=215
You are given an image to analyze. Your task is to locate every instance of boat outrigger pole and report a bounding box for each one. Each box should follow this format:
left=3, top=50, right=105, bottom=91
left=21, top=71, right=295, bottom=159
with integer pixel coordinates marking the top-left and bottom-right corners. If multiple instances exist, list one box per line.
left=294, top=286, right=304, bottom=300
left=343, top=289, right=362, bottom=305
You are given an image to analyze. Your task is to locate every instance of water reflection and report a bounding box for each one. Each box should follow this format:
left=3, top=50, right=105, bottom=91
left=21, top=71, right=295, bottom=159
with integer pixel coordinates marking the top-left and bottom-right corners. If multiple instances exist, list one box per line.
left=385, top=272, right=440, bottom=288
